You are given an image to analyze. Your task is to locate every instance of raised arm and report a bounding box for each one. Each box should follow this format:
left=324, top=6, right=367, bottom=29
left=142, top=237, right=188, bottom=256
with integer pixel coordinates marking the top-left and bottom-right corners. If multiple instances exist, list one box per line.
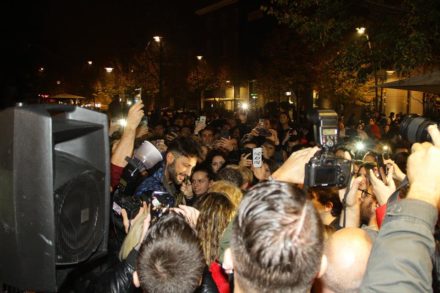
left=361, top=125, right=440, bottom=293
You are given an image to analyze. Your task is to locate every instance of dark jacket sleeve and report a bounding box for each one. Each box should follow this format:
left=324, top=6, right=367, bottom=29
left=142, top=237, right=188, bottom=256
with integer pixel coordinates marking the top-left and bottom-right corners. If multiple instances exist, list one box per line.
left=195, top=266, right=220, bottom=293
left=361, top=199, right=438, bottom=293
left=88, top=249, right=138, bottom=293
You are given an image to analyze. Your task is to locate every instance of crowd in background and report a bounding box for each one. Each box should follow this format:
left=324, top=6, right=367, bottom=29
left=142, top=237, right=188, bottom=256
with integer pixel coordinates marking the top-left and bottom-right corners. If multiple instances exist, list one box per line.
left=75, top=99, right=440, bottom=293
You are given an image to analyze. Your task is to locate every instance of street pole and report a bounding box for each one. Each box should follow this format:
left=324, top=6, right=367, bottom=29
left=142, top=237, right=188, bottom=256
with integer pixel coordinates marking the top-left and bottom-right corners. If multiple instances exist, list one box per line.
left=159, top=41, right=163, bottom=109
left=366, top=34, right=379, bottom=112
left=357, top=28, right=378, bottom=112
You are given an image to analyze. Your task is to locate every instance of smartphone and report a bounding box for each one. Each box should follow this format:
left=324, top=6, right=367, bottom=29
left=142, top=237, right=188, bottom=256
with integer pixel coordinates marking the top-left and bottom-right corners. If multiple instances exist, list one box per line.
left=199, top=116, right=206, bottom=124
left=140, top=116, right=148, bottom=127
left=252, top=147, right=263, bottom=168
left=258, top=119, right=265, bottom=127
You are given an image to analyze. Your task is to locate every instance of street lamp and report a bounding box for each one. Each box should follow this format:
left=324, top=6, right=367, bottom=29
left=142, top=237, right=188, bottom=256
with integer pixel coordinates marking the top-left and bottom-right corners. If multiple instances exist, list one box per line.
left=105, top=67, right=114, bottom=73
left=356, top=27, right=378, bottom=111
left=87, top=60, right=93, bottom=65
left=196, top=56, right=204, bottom=110
left=153, top=35, right=163, bottom=108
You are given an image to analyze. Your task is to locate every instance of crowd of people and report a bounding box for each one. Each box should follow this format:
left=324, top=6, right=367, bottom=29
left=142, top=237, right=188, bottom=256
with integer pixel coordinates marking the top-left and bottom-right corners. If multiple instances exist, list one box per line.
left=82, top=99, right=440, bottom=293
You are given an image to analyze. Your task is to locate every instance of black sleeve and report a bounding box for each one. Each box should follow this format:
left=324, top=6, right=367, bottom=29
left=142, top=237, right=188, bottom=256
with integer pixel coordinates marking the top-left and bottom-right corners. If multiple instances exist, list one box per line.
left=87, top=249, right=139, bottom=293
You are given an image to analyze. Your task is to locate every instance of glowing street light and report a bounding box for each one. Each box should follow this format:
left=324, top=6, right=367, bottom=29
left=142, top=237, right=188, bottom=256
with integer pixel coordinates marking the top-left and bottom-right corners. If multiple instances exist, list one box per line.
left=356, top=27, right=366, bottom=35
left=87, top=60, right=93, bottom=65
left=105, top=67, right=114, bottom=73
left=196, top=55, right=203, bottom=61
left=153, top=36, right=161, bottom=43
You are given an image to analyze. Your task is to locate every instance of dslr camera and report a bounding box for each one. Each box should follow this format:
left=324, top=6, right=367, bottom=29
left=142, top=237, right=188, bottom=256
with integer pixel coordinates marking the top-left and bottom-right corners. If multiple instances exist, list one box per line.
left=304, top=110, right=352, bottom=188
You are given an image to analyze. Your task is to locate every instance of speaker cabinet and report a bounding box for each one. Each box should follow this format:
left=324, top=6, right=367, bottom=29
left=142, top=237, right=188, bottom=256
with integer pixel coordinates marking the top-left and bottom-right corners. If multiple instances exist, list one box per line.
left=0, top=105, right=110, bottom=291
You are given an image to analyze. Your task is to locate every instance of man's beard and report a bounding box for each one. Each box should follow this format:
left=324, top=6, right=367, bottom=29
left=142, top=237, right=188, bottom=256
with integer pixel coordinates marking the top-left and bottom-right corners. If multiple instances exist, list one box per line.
left=360, top=199, right=374, bottom=226
left=167, top=160, right=182, bottom=186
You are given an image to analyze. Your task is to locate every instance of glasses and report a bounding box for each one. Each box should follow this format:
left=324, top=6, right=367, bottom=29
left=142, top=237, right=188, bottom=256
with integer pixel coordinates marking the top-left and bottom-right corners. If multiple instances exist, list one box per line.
left=359, top=189, right=373, bottom=199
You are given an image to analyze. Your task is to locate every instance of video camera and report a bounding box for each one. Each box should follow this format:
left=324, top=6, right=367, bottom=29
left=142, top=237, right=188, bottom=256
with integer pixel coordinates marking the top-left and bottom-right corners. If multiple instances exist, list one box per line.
left=304, top=110, right=352, bottom=188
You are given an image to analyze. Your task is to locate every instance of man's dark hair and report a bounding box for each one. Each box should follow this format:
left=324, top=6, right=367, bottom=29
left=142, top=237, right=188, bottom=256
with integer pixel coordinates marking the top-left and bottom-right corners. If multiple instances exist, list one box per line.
left=231, top=181, right=323, bottom=293
left=216, top=166, right=243, bottom=187
left=200, top=126, right=216, bottom=135
left=167, top=137, right=202, bottom=159
left=310, top=187, right=343, bottom=218
left=136, top=213, right=205, bottom=293
left=192, top=164, right=215, bottom=181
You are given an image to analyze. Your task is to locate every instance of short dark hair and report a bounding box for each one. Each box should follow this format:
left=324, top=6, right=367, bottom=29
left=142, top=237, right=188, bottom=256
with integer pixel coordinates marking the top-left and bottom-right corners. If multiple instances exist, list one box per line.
left=216, top=166, right=243, bottom=187
left=231, top=181, right=323, bottom=293
left=192, top=164, right=215, bottom=181
left=310, top=187, right=343, bottom=217
left=167, top=137, right=202, bottom=159
left=136, top=213, right=205, bottom=293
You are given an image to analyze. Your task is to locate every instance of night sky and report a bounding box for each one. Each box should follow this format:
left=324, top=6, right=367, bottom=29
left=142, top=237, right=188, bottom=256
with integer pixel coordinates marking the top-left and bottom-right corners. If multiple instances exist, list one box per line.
left=1, top=0, right=200, bottom=104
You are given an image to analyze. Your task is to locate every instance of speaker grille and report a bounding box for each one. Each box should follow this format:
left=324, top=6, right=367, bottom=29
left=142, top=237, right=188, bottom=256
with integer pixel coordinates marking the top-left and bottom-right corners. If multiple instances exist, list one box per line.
left=54, top=153, right=105, bottom=265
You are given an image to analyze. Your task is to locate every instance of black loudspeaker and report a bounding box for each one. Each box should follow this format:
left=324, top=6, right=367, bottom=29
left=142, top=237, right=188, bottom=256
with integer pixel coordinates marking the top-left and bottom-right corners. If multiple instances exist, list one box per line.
left=0, top=105, right=110, bottom=291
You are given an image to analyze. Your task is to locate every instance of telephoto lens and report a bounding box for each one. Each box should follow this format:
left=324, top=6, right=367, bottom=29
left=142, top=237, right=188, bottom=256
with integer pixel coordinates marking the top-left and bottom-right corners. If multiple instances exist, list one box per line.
left=400, top=115, right=438, bottom=143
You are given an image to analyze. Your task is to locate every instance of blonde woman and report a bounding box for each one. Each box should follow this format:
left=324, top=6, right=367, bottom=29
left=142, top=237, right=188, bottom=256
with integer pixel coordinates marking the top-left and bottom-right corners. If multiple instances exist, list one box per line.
left=208, top=180, right=243, bottom=206
left=196, top=192, right=237, bottom=265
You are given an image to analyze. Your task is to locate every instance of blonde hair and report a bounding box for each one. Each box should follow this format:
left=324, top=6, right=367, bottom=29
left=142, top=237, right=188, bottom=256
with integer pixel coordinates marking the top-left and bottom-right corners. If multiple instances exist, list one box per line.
left=119, top=210, right=148, bottom=261
left=209, top=180, right=243, bottom=206
left=196, top=192, right=237, bottom=265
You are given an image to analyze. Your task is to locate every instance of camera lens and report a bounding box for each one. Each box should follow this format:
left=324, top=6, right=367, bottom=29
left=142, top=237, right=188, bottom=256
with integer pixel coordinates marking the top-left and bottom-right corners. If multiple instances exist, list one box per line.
left=400, top=115, right=437, bottom=143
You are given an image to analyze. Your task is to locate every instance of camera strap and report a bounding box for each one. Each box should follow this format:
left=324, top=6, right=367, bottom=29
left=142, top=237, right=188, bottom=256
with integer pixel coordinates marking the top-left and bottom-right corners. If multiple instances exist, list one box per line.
left=341, top=175, right=353, bottom=228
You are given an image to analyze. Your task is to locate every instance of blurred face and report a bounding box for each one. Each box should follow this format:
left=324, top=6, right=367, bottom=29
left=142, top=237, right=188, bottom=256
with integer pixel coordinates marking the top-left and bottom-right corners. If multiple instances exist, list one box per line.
left=154, top=125, right=165, bottom=136
left=198, top=145, right=209, bottom=164
left=174, top=118, right=184, bottom=127
left=211, top=155, right=225, bottom=173
left=201, top=129, right=215, bottom=145
left=263, top=119, right=271, bottom=129
left=167, top=153, right=198, bottom=185
left=279, top=113, right=289, bottom=124
left=360, top=188, right=378, bottom=225
left=263, top=143, right=275, bottom=159
left=180, top=127, right=192, bottom=137
left=191, top=171, right=211, bottom=196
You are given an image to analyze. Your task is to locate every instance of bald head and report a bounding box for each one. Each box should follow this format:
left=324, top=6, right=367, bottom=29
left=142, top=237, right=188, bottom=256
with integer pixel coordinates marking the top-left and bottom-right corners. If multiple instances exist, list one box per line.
left=321, top=228, right=372, bottom=293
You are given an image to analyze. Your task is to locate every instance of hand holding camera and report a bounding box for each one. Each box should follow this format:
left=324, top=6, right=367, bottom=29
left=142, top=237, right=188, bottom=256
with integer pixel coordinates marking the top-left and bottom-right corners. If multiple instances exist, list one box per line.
left=369, top=166, right=396, bottom=206
left=406, top=125, right=440, bottom=207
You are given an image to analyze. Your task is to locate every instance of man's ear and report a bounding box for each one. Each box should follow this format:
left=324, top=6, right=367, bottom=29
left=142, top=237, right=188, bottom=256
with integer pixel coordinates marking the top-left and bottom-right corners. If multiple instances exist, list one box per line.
left=133, top=271, right=140, bottom=288
left=222, top=248, right=234, bottom=274
left=318, top=254, right=328, bottom=278
left=166, top=152, right=175, bottom=164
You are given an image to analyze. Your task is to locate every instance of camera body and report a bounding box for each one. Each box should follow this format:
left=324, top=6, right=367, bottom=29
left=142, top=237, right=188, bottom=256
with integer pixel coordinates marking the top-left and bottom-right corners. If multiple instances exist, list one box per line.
left=305, top=153, right=352, bottom=188
left=304, top=109, right=352, bottom=188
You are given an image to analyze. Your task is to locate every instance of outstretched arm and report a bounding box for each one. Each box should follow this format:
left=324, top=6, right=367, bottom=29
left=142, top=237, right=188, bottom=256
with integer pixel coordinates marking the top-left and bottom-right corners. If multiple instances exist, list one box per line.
left=361, top=125, right=440, bottom=292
